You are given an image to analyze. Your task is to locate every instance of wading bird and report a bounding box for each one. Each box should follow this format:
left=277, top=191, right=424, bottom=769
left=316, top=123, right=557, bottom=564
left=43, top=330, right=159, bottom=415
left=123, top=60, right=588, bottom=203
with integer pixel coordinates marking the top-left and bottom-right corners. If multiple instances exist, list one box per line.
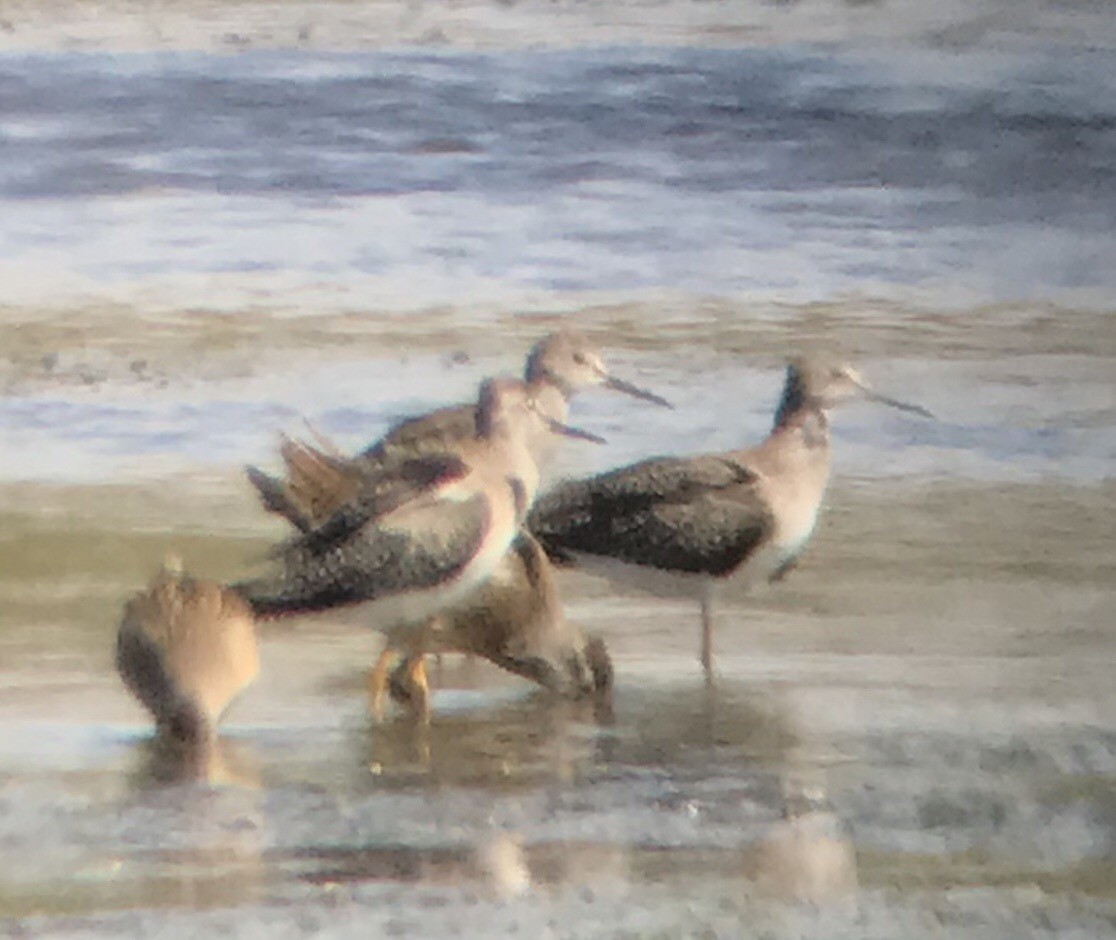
left=244, top=331, right=667, bottom=714
left=235, top=377, right=606, bottom=720
left=529, top=357, right=932, bottom=680
left=117, top=556, right=259, bottom=774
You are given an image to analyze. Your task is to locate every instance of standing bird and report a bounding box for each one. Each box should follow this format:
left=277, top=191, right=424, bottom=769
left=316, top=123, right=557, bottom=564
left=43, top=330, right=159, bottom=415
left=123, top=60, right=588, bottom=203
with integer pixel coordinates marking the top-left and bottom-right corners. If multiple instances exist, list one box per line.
left=528, top=358, right=932, bottom=680
left=365, top=328, right=671, bottom=472
left=246, top=327, right=671, bottom=531
left=116, top=556, right=259, bottom=772
left=234, top=378, right=604, bottom=719
left=243, top=330, right=668, bottom=710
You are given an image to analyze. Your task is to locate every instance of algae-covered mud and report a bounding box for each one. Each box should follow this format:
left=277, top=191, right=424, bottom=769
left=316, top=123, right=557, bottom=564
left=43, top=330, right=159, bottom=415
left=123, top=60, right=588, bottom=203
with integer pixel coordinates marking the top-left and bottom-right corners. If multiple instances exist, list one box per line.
left=2, top=1, right=1115, bottom=937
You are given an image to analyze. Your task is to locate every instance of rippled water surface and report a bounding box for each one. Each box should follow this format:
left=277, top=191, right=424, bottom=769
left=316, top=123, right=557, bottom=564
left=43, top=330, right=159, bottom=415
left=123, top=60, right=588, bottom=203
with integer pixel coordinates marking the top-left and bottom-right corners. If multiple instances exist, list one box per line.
left=2, top=44, right=1115, bottom=305
left=1, top=2, right=1114, bottom=937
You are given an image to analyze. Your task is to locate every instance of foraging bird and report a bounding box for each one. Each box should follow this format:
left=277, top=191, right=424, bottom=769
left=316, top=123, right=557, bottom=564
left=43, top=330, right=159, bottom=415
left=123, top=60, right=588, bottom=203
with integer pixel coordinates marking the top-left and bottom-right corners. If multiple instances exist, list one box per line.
left=116, top=557, right=259, bottom=752
left=244, top=331, right=664, bottom=713
left=246, top=328, right=670, bottom=534
left=387, top=530, right=614, bottom=708
left=234, top=378, right=604, bottom=719
left=528, top=357, right=932, bottom=680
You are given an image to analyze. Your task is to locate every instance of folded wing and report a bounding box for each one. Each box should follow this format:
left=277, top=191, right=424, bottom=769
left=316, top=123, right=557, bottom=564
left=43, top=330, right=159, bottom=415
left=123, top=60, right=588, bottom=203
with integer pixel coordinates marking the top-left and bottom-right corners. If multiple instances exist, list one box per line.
left=361, top=403, right=477, bottom=463
left=235, top=486, right=490, bottom=617
left=528, top=455, right=775, bottom=577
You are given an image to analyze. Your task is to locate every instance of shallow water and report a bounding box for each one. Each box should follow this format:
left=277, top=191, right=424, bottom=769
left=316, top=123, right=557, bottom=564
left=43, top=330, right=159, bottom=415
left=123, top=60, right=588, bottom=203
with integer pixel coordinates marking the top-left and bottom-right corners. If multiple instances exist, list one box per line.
left=2, top=473, right=1113, bottom=937
left=2, top=43, right=1115, bottom=309
left=1, top=2, right=1115, bottom=937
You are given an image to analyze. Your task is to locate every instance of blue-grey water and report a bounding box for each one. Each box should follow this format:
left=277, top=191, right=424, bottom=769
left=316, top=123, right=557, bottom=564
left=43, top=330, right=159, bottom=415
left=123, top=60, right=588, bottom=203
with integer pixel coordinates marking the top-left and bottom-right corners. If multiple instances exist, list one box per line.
left=2, top=47, right=1115, bottom=301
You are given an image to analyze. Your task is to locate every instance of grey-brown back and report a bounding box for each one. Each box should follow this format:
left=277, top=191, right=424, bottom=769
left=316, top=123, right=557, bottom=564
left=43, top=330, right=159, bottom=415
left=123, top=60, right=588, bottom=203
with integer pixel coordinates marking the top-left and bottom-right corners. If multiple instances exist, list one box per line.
left=362, top=403, right=478, bottom=465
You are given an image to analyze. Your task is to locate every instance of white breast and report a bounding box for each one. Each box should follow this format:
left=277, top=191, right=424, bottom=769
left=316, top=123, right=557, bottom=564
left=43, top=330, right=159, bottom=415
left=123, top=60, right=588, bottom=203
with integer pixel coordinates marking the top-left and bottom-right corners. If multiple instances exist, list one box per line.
left=568, top=551, right=711, bottom=601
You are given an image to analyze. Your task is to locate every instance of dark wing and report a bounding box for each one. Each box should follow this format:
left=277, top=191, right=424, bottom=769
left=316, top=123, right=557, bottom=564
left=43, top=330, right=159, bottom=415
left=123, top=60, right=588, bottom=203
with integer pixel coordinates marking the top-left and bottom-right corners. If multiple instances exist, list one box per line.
left=361, top=403, right=477, bottom=463
left=233, top=488, right=490, bottom=618
left=528, top=454, right=774, bottom=576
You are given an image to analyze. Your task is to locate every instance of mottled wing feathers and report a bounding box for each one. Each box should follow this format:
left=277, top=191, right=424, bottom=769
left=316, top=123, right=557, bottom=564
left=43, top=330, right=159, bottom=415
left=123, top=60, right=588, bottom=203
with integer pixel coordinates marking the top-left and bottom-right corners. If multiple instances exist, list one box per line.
left=362, top=403, right=477, bottom=462
left=531, top=454, right=758, bottom=518
left=234, top=490, right=490, bottom=617
left=613, top=494, right=772, bottom=576
left=529, top=454, right=774, bottom=576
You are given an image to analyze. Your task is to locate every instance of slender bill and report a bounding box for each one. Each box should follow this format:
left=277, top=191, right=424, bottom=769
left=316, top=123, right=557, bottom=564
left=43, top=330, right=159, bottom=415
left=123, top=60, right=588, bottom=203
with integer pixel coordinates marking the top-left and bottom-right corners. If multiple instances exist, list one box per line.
left=542, top=414, right=608, bottom=445
left=860, top=385, right=935, bottom=419
left=601, top=372, right=674, bottom=409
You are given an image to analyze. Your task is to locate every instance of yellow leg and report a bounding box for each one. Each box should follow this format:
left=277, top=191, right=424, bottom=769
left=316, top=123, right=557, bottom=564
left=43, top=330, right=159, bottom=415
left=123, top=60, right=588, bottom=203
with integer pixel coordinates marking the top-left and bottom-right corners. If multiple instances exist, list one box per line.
left=368, top=644, right=400, bottom=723
left=405, top=655, right=431, bottom=724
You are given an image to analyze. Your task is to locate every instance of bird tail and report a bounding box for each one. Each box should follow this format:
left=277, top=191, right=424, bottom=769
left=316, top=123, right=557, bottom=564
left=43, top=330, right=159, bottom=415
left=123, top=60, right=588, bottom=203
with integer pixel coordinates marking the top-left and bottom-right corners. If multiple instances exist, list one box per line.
left=245, top=465, right=314, bottom=531
left=245, top=431, right=364, bottom=531
left=279, top=433, right=363, bottom=522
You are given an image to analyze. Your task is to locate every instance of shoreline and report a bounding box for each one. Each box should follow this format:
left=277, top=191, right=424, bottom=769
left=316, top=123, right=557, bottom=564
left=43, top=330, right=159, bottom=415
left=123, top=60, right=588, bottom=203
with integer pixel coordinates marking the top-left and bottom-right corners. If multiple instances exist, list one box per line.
left=2, top=0, right=1116, bottom=55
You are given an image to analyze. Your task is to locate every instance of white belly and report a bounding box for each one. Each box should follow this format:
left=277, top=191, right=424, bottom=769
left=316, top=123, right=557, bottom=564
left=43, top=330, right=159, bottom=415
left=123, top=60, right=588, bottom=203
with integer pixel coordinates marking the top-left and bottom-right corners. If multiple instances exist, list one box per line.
left=569, top=551, right=711, bottom=601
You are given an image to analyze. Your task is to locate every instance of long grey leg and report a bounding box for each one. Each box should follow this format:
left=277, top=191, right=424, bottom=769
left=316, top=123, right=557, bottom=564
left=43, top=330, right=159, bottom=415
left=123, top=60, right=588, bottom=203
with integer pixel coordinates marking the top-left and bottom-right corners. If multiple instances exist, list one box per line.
left=700, top=584, right=715, bottom=683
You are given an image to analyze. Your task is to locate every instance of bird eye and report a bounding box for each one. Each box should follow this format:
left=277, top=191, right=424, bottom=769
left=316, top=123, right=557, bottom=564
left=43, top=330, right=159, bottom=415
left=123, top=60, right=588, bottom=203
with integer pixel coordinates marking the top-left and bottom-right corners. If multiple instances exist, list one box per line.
left=573, top=353, right=588, bottom=365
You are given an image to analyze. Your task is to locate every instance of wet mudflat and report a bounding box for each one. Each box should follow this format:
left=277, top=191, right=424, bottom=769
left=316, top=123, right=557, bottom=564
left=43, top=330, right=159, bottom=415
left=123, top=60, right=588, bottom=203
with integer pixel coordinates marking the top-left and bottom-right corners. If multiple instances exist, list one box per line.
left=1, top=466, right=1114, bottom=938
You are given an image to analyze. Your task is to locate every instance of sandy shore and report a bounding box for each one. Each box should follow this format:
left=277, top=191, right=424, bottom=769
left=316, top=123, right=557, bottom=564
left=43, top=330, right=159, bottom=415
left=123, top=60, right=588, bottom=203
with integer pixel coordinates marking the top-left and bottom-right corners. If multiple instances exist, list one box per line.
left=3, top=0, right=1115, bottom=54
left=4, top=297, right=1114, bottom=398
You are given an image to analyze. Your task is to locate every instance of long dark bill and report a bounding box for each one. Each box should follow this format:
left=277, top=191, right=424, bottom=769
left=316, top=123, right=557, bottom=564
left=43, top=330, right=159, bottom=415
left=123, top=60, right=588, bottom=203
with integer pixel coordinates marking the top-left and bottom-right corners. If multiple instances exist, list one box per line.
left=601, top=373, right=674, bottom=409
left=542, top=415, right=607, bottom=444
left=863, top=388, right=934, bottom=419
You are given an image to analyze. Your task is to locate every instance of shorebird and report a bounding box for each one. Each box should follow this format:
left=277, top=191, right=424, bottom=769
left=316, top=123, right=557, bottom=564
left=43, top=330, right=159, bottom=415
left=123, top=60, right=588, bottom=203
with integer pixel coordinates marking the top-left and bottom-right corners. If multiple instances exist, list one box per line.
left=528, top=357, right=932, bottom=680
left=117, top=556, right=259, bottom=761
left=243, top=330, right=663, bottom=713
left=387, top=530, right=614, bottom=708
left=367, top=327, right=671, bottom=468
left=245, top=327, right=670, bottom=534
left=234, top=377, right=604, bottom=719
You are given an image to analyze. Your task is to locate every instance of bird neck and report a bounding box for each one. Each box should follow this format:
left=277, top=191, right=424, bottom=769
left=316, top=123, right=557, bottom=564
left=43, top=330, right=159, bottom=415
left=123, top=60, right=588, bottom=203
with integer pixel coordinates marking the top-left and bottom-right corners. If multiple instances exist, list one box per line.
left=527, top=370, right=575, bottom=403
left=507, top=441, right=541, bottom=510
left=529, top=382, right=570, bottom=423
left=475, top=402, right=509, bottom=441
left=771, top=369, right=829, bottom=449
left=474, top=422, right=540, bottom=508
left=772, top=366, right=808, bottom=430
